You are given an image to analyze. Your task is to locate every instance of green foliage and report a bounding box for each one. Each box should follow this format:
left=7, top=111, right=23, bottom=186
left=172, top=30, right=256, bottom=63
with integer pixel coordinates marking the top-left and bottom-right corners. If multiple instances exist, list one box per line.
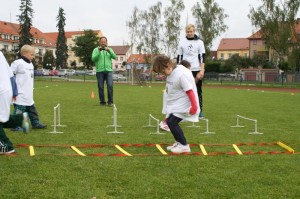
left=1, top=81, right=300, bottom=198
left=43, top=50, right=55, bottom=69
left=72, top=29, right=99, bottom=69
left=55, top=7, right=68, bottom=69
left=192, top=0, right=228, bottom=56
left=17, top=0, right=34, bottom=48
left=163, top=0, right=185, bottom=58
left=205, top=61, right=221, bottom=72
left=222, top=54, right=252, bottom=72
left=249, top=0, right=300, bottom=64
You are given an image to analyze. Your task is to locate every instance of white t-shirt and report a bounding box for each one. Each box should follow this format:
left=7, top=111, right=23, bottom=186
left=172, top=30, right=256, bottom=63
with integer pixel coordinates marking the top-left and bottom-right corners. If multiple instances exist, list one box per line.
left=163, top=65, right=200, bottom=122
left=0, top=52, right=13, bottom=95
left=11, top=58, right=34, bottom=106
left=178, top=37, right=205, bottom=71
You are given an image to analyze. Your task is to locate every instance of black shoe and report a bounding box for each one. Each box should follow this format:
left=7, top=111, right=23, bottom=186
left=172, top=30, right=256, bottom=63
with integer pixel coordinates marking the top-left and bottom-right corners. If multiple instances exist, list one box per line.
left=100, top=102, right=106, bottom=106
left=107, top=103, right=113, bottom=107
left=33, top=123, right=47, bottom=129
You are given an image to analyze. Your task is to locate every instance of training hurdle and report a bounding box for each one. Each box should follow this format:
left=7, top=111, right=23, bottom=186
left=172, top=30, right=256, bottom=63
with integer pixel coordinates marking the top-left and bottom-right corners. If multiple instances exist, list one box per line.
left=48, top=104, right=66, bottom=134
left=199, top=118, right=215, bottom=134
left=231, top=115, right=262, bottom=134
left=187, top=118, right=215, bottom=134
left=107, top=104, right=124, bottom=134
left=143, top=114, right=165, bottom=134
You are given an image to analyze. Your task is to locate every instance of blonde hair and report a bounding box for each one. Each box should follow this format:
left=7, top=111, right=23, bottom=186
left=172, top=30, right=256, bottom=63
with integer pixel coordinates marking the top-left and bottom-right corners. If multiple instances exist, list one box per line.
left=185, top=24, right=195, bottom=32
left=20, top=44, right=34, bottom=55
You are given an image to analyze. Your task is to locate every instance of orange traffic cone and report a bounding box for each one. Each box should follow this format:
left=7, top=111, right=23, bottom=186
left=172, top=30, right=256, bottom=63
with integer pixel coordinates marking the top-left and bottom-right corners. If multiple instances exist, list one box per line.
left=91, top=91, right=95, bottom=99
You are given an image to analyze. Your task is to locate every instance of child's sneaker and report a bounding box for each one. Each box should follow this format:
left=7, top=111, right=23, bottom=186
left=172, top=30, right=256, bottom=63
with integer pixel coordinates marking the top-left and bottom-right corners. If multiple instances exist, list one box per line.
left=159, top=120, right=170, bottom=131
left=0, top=146, right=15, bottom=154
left=166, top=142, right=179, bottom=151
left=171, top=143, right=191, bottom=153
left=32, top=123, right=47, bottom=129
left=22, top=112, right=30, bottom=133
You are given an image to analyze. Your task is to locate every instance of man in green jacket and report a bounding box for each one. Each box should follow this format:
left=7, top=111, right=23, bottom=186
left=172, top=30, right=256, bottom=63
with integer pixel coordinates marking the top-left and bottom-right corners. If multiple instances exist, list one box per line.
left=92, top=36, right=117, bottom=106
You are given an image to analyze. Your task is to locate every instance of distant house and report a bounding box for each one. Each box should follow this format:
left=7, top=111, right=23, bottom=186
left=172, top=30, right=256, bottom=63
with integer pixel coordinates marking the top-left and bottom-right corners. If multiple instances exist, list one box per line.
left=0, top=20, right=56, bottom=65
left=127, top=54, right=154, bottom=71
left=247, top=18, right=300, bottom=61
left=44, top=30, right=102, bottom=68
left=217, top=38, right=249, bottom=60
left=247, top=30, right=269, bottom=60
left=110, top=45, right=130, bottom=72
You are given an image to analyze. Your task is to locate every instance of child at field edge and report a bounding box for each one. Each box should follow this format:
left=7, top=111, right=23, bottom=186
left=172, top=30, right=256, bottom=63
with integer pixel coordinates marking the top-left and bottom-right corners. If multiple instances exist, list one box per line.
left=11, top=45, right=47, bottom=130
left=152, top=55, right=199, bottom=153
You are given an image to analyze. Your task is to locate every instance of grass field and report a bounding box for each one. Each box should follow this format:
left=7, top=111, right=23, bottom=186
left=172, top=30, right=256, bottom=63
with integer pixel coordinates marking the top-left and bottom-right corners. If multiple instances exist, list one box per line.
left=1, top=81, right=300, bottom=199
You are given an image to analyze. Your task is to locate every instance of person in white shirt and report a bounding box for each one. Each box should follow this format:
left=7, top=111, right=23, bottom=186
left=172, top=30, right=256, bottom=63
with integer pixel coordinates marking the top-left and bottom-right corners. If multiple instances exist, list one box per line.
left=177, top=24, right=206, bottom=118
left=0, top=51, right=29, bottom=154
left=152, top=55, right=200, bottom=154
left=11, top=45, right=47, bottom=130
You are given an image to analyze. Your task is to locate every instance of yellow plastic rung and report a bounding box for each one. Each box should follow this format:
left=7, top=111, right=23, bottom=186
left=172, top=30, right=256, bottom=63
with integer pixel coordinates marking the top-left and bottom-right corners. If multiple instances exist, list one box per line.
left=156, top=144, right=168, bottom=155
left=29, top=145, right=35, bottom=156
left=71, top=146, right=86, bottom=156
left=277, top=141, right=295, bottom=154
left=199, top=144, right=208, bottom=156
left=115, top=145, right=133, bottom=156
left=232, top=144, right=243, bottom=155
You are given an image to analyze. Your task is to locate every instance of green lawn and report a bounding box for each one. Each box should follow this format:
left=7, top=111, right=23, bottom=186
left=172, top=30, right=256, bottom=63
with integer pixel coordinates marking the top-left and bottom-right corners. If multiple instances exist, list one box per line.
left=1, top=81, right=300, bottom=199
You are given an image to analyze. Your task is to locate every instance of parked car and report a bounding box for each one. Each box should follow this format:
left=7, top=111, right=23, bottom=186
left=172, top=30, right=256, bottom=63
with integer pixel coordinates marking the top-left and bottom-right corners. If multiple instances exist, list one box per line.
left=75, top=70, right=87, bottom=75
left=58, top=69, right=67, bottom=77
left=49, top=69, right=58, bottom=76
left=155, top=74, right=166, bottom=81
left=66, top=69, right=75, bottom=76
left=140, top=73, right=151, bottom=81
left=34, top=69, right=43, bottom=76
left=86, top=70, right=96, bottom=76
left=113, top=74, right=127, bottom=81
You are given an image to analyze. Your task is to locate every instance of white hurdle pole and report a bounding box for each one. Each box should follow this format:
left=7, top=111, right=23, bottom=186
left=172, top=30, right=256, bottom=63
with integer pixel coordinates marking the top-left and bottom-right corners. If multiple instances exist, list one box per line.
left=199, top=118, right=215, bottom=134
left=48, top=104, right=66, bottom=134
left=107, top=104, right=124, bottom=134
left=143, top=114, right=165, bottom=134
left=231, top=115, right=263, bottom=134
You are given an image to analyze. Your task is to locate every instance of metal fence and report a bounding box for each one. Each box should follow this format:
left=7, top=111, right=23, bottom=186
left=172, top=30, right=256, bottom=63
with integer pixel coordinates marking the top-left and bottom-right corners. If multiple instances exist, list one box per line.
left=205, top=72, right=300, bottom=87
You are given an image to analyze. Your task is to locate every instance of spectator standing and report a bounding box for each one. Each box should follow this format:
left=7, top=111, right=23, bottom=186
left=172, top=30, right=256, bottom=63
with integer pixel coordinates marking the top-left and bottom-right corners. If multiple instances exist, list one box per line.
left=92, top=36, right=117, bottom=106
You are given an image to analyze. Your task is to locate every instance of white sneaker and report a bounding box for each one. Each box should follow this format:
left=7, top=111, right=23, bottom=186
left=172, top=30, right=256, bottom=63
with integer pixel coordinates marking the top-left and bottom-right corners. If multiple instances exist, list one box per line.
left=166, top=142, right=179, bottom=151
left=159, top=121, right=170, bottom=131
left=171, top=143, right=191, bottom=153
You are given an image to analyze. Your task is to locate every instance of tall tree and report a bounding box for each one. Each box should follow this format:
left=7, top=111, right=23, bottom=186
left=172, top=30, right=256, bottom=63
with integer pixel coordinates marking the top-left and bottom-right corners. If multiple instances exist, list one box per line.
left=139, top=2, right=163, bottom=55
left=163, top=0, right=185, bottom=58
left=72, top=29, right=99, bottom=69
left=43, top=50, right=55, bottom=70
left=55, top=7, right=68, bottom=69
left=126, top=6, right=141, bottom=54
left=192, top=0, right=228, bottom=57
left=248, top=0, right=300, bottom=69
left=17, top=0, right=34, bottom=49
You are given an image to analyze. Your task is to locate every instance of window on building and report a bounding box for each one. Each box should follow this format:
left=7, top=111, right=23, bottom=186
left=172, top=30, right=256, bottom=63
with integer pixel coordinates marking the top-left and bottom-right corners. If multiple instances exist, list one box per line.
left=244, top=53, right=247, bottom=58
left=253, top=39, right=257, bottom=45
left=13, top=36, right=18, bottom=40
left=120, top=57, right=123, bottom=62
left=228, top=53, right=232, bottom=58
left=4, top=45, right=9, bottom=50
left=220, top=53, right=224, bottom=60
left=253, top=50, right=257, bottom=55
left=39, top=49, right=43, bottom=56
left=4, top=35, right=10, bottom=40
left=115, top=65, right=118, bottom=69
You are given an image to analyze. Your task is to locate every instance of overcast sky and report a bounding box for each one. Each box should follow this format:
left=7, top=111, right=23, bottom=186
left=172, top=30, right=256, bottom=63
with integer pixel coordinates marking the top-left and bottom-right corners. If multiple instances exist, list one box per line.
left=1, top=0, right=299, bottom=50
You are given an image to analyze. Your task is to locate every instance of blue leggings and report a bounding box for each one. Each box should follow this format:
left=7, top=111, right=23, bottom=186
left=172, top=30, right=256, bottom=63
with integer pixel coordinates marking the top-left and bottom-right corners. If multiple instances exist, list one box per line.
left=166, top=114, right=187, bottom=145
